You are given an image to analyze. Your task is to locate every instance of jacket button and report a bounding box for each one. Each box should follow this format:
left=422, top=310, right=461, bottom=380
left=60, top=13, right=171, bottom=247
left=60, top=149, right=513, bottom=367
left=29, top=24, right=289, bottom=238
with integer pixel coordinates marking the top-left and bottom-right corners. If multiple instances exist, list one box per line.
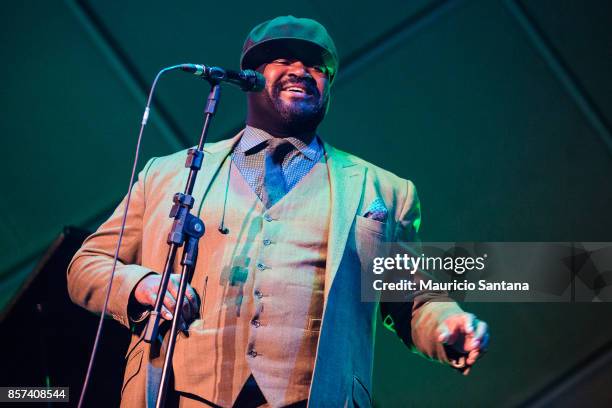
left=263, top=238, right=271, bottom=246
left=254, top=290, right=263, bottom=299
left=256, top=262, right=266, bottom=271
left=264, top=214, right=273, bottom=222
left=248, top=349, right=258, bottom=358
left=251, top=319, right=261, bottom=328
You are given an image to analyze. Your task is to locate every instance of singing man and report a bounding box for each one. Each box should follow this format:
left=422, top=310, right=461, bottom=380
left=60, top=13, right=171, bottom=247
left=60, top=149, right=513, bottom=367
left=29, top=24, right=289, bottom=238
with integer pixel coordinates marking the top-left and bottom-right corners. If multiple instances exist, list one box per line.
left=68, top=15, right=489, bottom=407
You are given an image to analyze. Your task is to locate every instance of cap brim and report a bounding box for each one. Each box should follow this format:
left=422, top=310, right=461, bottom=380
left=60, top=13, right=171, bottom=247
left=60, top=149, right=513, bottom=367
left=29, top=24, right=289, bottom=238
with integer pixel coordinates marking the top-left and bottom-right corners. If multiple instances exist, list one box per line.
left=241, top=37, right=336, bottom=80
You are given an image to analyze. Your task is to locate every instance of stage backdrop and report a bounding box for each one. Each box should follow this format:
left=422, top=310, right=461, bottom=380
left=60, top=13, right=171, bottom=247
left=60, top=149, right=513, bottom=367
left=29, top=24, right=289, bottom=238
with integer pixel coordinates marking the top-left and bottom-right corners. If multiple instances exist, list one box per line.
left=1, top=1, right=611, bottom=406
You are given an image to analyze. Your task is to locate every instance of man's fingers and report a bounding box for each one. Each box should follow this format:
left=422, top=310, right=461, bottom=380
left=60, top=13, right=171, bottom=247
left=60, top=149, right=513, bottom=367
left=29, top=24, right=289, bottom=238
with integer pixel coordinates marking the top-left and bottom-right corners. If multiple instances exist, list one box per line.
left=141, top=274, right=198, bottom=324
left=134, top=274, right=161, bottom=307
left=168, top=292, right=195, bottom=322
left=182, top=295, right=194, bottom=320
left=471, top=320, right=488, bottom=348
left=167, top=275, right=181, bottom=299
left=185, top=285, right=199, bottom=315
left=139, top=275, right=197, bottom=324
left=161, top=305, right=173, bottom=320
left=162, top=297, right=191, bottom=323
left=442, top=314, right=489, bottom=374
left=450, top=356, right=466, bottom=369
left=178, top=286, right=198, bottom=321
left=168, top=276, right=198, bottom=320
left=463, top=313, right=475, bottom=334
left=466, top=349, right=479, bottom=365
left=479, top=331, right=490, bottom=353
left=147, top=292, right=158, bottom=308
left=183, top=285, right=198, bottom=320
left=438, top=316, right=463, bottom=345
left=438, top=313, right=476, bottom=348
left=437, top=323, right=450, bottom=343
left=163, top=293, right=177, bottom=318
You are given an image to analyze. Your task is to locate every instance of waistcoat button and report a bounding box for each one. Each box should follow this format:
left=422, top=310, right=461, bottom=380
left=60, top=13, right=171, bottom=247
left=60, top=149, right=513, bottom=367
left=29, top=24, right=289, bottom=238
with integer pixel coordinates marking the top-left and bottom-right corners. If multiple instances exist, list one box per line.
left=256, top=262, right=266, bottom=271
left=263, top=214, right=273, bottom=222
left=263, top=238, right=271, bottom=246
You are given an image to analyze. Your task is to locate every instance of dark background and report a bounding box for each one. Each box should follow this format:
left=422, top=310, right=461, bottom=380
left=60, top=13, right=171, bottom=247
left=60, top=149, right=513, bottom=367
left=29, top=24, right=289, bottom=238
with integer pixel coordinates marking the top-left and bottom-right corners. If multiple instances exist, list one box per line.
left=1, top=0, right=611, bottom=406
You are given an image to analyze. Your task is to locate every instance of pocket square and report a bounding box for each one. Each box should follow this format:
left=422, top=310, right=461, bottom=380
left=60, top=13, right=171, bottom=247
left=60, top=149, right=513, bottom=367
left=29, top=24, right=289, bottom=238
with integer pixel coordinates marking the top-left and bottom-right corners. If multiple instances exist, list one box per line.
left=363, top=197, right=388, bottom=222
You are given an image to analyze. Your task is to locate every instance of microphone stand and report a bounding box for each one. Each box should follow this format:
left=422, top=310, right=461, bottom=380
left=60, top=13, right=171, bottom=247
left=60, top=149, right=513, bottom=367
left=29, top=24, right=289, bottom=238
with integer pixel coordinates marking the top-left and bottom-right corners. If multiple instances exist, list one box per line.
left=143, top=79, right=222, bottom=408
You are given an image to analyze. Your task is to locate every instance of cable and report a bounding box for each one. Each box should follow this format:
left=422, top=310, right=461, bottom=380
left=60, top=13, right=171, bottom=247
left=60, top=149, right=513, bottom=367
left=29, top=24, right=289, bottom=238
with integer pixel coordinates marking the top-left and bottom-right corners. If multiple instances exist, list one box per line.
left=77, top=65, right=183, bottom=408
left=217, top=150, right=234, bottom=234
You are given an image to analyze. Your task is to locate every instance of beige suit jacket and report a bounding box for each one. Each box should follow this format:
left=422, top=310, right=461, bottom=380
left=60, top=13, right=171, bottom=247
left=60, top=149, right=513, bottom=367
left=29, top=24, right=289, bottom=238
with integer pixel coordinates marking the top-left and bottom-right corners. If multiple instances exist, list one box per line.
left=67, top=132, right=462, bottom=407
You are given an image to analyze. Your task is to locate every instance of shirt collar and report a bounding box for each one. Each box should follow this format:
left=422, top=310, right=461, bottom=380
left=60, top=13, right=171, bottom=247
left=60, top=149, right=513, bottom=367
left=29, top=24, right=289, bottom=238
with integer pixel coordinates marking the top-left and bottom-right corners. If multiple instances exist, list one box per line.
left=236, top=126, right=322, bottom=161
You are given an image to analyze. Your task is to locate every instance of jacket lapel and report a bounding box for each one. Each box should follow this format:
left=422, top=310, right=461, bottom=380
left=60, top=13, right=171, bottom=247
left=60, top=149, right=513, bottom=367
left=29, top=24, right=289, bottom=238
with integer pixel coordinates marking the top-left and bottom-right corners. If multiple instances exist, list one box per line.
left=192, top=131, right=244, bottom=213
left=323, top=142, right=365, bottom=300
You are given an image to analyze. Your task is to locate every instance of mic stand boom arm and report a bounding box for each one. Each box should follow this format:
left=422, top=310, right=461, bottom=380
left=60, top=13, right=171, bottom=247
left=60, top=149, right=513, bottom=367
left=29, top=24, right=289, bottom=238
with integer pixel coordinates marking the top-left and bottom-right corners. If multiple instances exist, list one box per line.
left=143, top=81, right=222, bottom=408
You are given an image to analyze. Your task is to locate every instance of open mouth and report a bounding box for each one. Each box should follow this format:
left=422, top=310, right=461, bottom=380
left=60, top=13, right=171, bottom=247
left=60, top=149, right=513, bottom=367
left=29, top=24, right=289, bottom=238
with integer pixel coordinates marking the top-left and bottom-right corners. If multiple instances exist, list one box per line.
left=284, top=86, right=308, bottom=94
left=281, top=83, right=314, bottom=96
left=283, top=86, right=309, bottom=94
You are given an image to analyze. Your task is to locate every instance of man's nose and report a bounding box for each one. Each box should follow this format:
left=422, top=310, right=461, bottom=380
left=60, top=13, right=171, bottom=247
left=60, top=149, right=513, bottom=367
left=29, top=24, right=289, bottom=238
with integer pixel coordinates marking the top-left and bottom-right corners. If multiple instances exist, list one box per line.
left=286, top=61, right=312, bottom=78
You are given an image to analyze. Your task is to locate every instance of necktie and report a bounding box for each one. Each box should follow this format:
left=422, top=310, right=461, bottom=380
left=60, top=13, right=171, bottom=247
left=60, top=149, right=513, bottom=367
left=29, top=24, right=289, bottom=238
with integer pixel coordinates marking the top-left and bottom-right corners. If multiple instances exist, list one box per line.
left=262, top=138, right=293, bottom=208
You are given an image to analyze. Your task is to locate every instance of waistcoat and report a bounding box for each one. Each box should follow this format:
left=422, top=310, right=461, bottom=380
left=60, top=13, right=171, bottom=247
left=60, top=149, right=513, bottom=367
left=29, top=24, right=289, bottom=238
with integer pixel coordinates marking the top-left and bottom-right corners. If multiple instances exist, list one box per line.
left=172, top=151, right=331, bottom=407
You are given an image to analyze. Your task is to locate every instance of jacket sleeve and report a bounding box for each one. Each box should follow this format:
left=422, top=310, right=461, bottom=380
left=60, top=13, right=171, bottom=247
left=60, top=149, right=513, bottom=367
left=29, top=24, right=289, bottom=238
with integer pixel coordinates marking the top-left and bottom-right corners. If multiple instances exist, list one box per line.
left=67, top=157, right=158, bottom=329
left=379, top=179, right=464, bottom=364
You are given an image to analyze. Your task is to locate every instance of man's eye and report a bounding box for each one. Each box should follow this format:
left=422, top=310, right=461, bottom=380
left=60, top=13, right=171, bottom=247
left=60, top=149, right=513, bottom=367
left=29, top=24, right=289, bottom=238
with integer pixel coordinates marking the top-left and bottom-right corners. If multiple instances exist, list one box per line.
left=313, top=65, right=327, bottom=74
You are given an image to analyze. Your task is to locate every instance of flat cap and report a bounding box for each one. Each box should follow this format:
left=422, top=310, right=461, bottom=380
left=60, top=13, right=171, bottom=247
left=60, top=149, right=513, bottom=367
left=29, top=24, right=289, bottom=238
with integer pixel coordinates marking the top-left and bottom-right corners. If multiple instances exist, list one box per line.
left=240, top=15, right=339, bottom=83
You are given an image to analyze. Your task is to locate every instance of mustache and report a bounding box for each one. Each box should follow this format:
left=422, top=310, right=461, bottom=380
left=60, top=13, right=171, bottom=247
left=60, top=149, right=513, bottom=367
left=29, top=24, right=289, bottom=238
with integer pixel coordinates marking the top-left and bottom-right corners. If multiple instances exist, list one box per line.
left=273, top=77, right=320, bottom=97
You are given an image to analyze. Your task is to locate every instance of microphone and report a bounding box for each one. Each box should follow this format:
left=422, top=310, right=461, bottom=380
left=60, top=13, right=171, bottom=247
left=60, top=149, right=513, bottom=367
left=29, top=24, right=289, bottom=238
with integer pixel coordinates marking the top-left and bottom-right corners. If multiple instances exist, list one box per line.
left=179, top=64, right=265, bottom=92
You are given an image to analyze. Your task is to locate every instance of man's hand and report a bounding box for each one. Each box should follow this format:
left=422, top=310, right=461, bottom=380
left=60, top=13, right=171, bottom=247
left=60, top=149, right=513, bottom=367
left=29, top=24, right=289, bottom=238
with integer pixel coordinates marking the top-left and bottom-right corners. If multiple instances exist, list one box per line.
left=133, top=273, right=200, bottom=324
left=437, top=313, right=489, bottom=376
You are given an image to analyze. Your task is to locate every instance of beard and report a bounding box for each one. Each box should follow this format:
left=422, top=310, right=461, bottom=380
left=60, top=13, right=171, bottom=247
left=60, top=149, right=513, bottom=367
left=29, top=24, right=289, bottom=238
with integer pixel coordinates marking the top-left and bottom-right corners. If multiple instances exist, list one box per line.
left=246, top=74, right=330, bottom=137
left=266, top=77, right=328, bottom=132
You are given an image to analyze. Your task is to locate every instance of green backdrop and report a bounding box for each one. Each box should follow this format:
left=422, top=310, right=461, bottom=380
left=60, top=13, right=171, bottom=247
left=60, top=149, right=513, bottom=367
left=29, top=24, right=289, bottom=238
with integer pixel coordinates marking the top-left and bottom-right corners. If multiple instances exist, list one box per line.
left=1, top=1, right=611, bottom=406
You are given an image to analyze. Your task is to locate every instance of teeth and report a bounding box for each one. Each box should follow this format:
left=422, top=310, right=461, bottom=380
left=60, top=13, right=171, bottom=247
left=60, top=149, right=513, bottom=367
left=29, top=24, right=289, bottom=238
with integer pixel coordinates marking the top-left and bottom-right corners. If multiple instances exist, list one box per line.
left=286, top=87, right=305, bottom=93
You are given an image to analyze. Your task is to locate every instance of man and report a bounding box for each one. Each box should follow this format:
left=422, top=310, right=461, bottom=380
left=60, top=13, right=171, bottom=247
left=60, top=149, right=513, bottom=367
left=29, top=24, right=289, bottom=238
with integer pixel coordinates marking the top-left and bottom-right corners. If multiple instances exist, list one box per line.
left=68, top=16, right=488, bottom=408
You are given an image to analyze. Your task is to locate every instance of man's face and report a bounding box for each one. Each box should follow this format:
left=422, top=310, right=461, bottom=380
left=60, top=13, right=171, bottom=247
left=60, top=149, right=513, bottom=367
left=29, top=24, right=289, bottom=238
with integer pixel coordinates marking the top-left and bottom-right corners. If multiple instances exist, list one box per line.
left=249, top=54, right=331, bottom=132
